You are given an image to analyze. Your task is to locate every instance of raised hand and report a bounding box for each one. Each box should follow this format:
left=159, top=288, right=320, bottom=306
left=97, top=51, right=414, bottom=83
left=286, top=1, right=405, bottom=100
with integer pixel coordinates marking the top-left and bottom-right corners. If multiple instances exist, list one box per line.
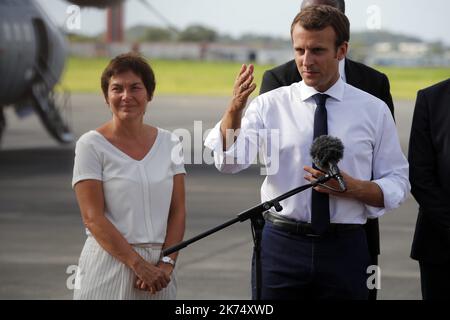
left=230, top=64, right=257, bottom=112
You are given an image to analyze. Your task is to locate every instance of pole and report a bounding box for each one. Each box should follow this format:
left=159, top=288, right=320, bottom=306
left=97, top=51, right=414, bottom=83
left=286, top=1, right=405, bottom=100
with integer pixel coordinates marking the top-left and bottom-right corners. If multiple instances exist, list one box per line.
left=162, top=173, right=332, bottom=256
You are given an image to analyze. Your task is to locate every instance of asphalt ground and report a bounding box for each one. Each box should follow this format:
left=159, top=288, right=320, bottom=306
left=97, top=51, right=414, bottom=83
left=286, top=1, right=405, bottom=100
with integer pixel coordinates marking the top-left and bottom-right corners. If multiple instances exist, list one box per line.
left=0, top=94, right=421, bottom=299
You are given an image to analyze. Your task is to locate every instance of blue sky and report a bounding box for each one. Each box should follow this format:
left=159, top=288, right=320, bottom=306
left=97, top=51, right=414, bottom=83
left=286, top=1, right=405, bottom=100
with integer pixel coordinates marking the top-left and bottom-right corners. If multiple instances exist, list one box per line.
left=37, top=0, right=450, bottom=45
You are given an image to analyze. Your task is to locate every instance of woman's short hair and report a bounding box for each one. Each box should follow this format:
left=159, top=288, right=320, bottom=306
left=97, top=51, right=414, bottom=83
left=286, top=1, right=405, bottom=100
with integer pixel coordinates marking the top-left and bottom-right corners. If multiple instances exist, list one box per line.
left=101, top=52, right=156, bottom=100
left=290, top=5, right=350, bottom=48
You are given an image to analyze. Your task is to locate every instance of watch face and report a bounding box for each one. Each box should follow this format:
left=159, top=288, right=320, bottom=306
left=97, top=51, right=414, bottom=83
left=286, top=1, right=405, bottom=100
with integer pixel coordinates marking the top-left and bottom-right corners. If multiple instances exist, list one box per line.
left=162, top=256, right=174, bottom=265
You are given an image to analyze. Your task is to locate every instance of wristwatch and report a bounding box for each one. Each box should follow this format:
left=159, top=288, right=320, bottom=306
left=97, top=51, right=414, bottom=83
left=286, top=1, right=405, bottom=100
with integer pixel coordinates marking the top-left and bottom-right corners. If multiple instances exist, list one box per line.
left=160, top=256, right=176, bottom=266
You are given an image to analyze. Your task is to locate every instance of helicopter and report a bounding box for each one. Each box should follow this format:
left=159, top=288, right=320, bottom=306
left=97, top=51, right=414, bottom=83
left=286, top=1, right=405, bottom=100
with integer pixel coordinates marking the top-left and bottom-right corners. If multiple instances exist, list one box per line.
left=0, top=0, right=124, bottom=146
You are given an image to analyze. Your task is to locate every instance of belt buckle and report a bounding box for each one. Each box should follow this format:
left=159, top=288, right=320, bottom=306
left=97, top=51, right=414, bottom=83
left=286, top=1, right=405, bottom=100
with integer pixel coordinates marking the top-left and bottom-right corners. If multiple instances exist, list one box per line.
left=300, top=224, right=321, bottom=238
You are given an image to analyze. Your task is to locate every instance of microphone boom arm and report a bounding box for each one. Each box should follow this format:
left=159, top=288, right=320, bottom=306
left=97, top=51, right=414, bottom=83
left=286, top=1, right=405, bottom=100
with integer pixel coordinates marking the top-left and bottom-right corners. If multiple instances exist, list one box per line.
left=162, top=173, right=333, bottom=256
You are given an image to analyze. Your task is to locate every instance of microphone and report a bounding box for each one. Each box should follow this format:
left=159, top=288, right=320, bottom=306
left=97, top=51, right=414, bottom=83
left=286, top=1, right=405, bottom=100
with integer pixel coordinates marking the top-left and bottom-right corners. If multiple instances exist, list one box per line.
left=310, top=135, right=347, bottom=191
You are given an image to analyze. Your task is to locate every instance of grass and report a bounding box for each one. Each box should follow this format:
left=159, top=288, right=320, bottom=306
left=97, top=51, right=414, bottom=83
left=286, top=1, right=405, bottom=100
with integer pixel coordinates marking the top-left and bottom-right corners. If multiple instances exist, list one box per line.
left=377, top=67, right=450, bottom=100
left=61, top=57, right=271, bottom=97
left=61, top=57, right=450, bottom=100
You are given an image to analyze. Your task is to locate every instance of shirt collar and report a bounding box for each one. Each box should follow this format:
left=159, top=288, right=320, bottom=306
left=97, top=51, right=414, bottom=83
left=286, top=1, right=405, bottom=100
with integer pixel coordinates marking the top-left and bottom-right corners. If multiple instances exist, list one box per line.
left=299, top=76, right=345, bottom=103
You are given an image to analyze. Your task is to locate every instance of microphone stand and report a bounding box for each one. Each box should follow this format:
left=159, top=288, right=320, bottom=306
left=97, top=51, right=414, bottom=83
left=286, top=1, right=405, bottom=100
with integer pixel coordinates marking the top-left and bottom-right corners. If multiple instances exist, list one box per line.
left=162, top=173, right=334, bottom=299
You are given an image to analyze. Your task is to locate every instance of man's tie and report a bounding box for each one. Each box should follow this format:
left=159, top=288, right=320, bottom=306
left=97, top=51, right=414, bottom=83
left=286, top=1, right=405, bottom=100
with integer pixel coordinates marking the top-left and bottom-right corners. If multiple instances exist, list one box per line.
left=311, top=93, right=330, bottom=234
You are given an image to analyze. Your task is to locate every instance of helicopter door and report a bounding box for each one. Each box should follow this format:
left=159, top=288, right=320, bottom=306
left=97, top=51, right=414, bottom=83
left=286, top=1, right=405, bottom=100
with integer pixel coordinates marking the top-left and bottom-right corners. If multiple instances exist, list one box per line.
left=30, top=18, right=73, bottom=144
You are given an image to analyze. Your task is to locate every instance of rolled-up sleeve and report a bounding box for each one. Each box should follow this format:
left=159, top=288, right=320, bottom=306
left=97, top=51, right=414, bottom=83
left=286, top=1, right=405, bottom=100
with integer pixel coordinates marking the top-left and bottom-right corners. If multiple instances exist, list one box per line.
left=367, top=107, right=410, bottom=217
left=204, top=99, right=265, bottom=174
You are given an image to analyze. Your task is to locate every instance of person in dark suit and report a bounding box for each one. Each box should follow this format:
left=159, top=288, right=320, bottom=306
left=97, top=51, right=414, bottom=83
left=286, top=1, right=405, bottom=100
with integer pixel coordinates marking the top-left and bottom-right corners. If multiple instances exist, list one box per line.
left=260, top=58, right=394, bottom=116
left=409, top=78, right=450, bottom=300
left=251, top=0, right=395, bottom=300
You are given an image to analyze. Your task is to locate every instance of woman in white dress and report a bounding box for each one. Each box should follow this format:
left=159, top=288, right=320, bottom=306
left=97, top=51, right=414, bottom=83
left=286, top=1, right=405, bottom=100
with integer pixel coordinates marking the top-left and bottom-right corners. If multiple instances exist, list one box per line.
left=72, top=53, right=186, bottom=299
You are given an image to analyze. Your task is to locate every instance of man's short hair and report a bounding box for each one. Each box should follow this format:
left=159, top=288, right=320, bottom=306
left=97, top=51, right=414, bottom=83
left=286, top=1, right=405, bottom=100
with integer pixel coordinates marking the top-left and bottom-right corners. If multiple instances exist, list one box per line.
left=301, top=0, right=345, bottom=14
left=101, top=52, right=156, bottom=100
left=335, top=0, right=345, bottom=13
left=291, top=5, right=350, bottom=47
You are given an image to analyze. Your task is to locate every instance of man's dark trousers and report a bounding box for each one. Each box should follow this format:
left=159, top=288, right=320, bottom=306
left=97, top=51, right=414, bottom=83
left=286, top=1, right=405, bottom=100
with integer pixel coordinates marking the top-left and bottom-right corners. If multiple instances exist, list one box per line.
left=259, top=221, right=370, bottom=300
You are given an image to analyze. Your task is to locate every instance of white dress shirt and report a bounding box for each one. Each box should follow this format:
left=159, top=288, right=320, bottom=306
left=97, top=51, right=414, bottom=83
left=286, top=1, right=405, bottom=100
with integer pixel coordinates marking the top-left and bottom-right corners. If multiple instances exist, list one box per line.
left=72, top=128, right=186, bottom=244
left=204, top=78, right=410, bottom=224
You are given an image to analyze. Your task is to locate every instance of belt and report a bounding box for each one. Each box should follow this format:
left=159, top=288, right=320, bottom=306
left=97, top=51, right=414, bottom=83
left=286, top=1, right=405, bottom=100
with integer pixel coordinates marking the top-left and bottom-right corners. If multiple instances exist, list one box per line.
left=132, top=243, right=163, bottom=249
left=264, top=211, right=362, bottom=237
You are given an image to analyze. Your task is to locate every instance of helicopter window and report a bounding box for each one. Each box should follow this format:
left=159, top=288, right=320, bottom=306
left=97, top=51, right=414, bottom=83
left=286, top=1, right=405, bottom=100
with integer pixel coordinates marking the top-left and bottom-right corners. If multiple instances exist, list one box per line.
left=3, top=22, right=11, bottom=42
left=13, top=23, right=22, bottom=41
left=23, top=24, right=32, bottom=43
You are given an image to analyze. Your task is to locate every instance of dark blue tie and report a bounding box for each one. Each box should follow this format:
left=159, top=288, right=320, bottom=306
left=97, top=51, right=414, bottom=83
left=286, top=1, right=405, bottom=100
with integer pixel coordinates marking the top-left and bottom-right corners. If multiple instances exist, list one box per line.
left=311, top=93, right=330, bottom=234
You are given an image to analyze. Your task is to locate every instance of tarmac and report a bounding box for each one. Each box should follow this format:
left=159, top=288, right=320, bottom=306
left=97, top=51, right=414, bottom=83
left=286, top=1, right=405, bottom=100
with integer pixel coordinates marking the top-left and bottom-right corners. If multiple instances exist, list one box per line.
left=0, top=94, right=421, bottom=299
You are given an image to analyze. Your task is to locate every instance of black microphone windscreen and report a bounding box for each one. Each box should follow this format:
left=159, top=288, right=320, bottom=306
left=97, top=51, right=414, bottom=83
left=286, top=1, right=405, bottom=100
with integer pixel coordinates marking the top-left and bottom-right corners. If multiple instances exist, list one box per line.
left=310, top=135, right=344, bottom=170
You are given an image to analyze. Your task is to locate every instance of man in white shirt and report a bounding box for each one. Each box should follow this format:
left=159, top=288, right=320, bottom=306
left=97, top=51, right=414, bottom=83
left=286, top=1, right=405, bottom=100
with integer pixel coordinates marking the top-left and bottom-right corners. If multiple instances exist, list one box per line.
left=258, top=0, right=395, bottom=302
left=204, top=6, right=409, bottom=299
